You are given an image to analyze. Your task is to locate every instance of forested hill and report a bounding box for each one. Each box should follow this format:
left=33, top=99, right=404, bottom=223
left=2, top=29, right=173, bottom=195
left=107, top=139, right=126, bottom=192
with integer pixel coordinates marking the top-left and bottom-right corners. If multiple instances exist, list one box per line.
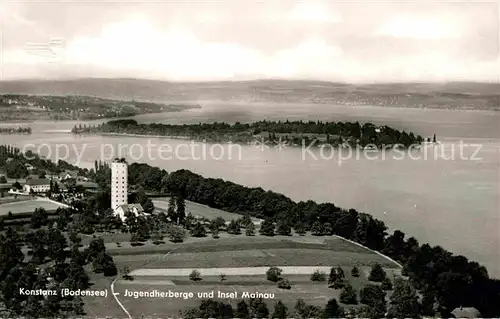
left=72, top=119, right=425, bottom=148
left=164, top=168, right=500, bottom=317
left=1, top=78, right=498, bottom=110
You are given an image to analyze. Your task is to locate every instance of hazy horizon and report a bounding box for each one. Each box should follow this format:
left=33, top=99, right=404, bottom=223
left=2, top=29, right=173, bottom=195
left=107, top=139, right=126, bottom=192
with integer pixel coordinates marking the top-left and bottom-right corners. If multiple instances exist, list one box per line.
left=1, top=0, right=499, bottom=83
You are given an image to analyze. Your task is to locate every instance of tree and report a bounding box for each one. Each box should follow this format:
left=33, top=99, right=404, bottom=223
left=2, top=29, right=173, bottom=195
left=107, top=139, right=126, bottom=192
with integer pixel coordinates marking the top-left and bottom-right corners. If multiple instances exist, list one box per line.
left=142, top=198, right=155, bottom=215
left=211, top=227, right=219, bottom=239
left=381, top=277, right=393, bottom=291
left=249, top=298, right=269, bottom=319
left=236, top=300, right=250, bottom=319
left=176, top=195, right=186, bottom=225
left=190, top=222, right=207, bottom=237
left=310, top=270, right=326, bottom=282
left=294, top=299, right=322, bottom=319
left=328, top=267, right=338, bottom=287
left=277, top=278, right=291, bottom=289
left=276, top=220, right=292, bottom=236
left=92, top=252, right=118, bottom=276
left=245, top=222, right=255, bottom=236
left=166, top=224, right=187, bottom=242
left=167, top=196, right=177, bottom=223
left=324, top=222, right=333, bottom=235
left=332, top=277, right=345, bottom=289
left=5, top=161, right=28, bottom=179
left=38, top=170, right=46, bottom=178
left=388, top=278, right=421, bottom=318
left=340, top=284, right=358, bottom=304
left=358, top=300, right=387, bottom=319
left=30, top=207, right=48, bottom=229
left=272, top=301, right=288, bottom=319
left=351, top=266, right=360, bottom=277
left=239, top=214, right=252, bottom=228
left=336, top=266, right=345, bottom=279
left=227, top=219, right=241, bottom=235
left=12, top=181, right=22, bottom=190
left=198, top=299, right=233, bottom=319
left=311, top=221, right=324, bottom=236
left=259, top=219, right=275, bottom=236
left=294, top=222, right=306, bottom=236
left=323, top=298, right=342, bottom=318
left=189, top=270, right=201, bottom=281
left=360, top=284, right=386, bottom=307
left=212, top=217, right=226, bottom=231
left=368, top=263, right=387, bottom=282
left=266, top=266, right=283, bottom=282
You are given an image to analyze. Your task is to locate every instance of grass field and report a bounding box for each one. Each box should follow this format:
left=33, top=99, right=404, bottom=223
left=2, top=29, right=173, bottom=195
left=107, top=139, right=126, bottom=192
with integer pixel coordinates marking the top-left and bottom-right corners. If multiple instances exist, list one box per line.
left=0, top=199, right=65, bottom=216
left=153, top=198, right=263, bottom=224
left=113, top=266, right=397, bottom=317
left=0, top=194, right=31, bottom=205
left=85, top=235, right=401, bottom=318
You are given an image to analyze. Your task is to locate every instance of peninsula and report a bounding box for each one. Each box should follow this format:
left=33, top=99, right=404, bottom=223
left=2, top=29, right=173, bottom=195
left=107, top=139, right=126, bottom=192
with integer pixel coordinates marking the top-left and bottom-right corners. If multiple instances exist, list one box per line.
left=0, top=95, right=201, bottom=121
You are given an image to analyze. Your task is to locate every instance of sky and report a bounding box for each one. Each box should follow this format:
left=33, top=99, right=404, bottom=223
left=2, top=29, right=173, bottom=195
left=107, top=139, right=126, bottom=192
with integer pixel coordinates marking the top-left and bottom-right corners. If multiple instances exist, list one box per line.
left=0, top=0, right=499, bottom=82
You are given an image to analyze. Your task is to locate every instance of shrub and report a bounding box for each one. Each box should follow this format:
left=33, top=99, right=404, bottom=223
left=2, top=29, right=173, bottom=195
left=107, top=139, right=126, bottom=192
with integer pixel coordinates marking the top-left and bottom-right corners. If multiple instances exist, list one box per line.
left=332, top=277, right=345, bottom=289
left=266, top=266, right=283, bottom=282
left=166, top=224, right=187, bottom=243
left=259, top=219, right=275, bottom=236
left=277, top=278, right=291, bottom=290
left=369, top=263, right=387, bottom=282
left=351, top=266, right=360, bottom=277
left=381, top=277, right=393, bottom=290
left=189, top=270, right=201, bottom=281
left=339, top=284, right=358, bottom=305
left=190, top=222, right=207, bottom=237
left=245, top=222, right=256, bottom=236
left=294, top=222, right=306, bottom=236
left=310, top=270, right=327, bottom=282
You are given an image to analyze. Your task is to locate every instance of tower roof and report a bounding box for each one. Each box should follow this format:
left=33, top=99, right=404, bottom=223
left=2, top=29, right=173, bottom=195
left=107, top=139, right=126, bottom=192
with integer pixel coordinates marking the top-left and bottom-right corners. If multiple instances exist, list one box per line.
left=113, top=157, right=127, bottom=164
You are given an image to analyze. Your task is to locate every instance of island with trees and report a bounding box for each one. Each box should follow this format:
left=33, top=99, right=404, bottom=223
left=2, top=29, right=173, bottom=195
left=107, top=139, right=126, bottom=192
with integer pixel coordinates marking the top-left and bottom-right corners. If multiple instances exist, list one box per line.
left=0, top=126, right=32, bottom=134
left=0, top=95, right=201, bottom=121
left=0, top=144, right=498, bottom=318
left=72, top=119, right=426, bottom=148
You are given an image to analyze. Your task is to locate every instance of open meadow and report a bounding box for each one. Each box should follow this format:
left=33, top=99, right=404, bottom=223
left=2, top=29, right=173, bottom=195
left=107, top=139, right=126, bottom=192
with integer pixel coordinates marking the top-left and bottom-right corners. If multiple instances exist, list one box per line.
left=89, top=235, right=401, bottom=318
left=153, top=198, right=263, bottom=224
left=0, top=198, right=65, bottom=216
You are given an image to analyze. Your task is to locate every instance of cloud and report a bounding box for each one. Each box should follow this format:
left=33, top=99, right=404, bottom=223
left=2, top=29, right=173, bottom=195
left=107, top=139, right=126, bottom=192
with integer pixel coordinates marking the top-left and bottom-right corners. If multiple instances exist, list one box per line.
left=287, top=2, right=342, bottom=23
left=1, top=4, right=498, bottom=83
left=375, top=15, right=462, bottom=39
left=268, top=1, right=342, bottom=24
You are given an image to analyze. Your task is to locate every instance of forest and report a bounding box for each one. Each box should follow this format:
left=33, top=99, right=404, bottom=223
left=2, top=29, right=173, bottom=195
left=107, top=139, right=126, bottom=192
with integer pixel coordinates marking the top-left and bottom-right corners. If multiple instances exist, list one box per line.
left=72, top=119, right=425, bottom=148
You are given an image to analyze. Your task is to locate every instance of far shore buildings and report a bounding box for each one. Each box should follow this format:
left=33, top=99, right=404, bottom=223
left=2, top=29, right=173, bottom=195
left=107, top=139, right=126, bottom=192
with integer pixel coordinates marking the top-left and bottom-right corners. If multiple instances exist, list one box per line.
left=23, top=178, right=50, bottom=193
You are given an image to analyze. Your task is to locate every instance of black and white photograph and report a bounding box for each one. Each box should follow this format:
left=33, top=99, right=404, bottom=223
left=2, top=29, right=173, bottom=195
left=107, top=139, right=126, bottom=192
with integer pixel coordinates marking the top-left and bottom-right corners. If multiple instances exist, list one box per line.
left=0, top=1, right=499, bottom=318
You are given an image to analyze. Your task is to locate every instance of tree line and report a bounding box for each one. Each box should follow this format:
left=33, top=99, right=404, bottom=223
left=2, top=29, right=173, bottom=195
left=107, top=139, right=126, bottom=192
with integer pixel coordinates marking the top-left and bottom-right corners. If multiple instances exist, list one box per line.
left=163, top=168, right=500, bottom=317
left=0, top=127, right=32, bottom=134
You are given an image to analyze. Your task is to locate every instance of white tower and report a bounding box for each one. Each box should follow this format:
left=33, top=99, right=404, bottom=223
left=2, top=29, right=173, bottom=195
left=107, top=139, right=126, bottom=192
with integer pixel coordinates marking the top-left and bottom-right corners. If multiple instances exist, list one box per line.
left=111, top=158, right=128, bottom=214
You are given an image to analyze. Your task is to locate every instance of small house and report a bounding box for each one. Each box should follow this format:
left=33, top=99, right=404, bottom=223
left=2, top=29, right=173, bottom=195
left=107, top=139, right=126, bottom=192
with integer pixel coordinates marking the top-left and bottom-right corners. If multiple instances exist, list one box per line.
left=114, top=203, right=147, bottom=221
left=59, top=170, right=78, bottom=181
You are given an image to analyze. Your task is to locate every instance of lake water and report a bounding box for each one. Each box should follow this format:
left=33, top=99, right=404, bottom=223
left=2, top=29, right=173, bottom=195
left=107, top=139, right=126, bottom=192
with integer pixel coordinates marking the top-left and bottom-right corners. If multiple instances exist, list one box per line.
left=1, top=102, right=499, bottom=276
